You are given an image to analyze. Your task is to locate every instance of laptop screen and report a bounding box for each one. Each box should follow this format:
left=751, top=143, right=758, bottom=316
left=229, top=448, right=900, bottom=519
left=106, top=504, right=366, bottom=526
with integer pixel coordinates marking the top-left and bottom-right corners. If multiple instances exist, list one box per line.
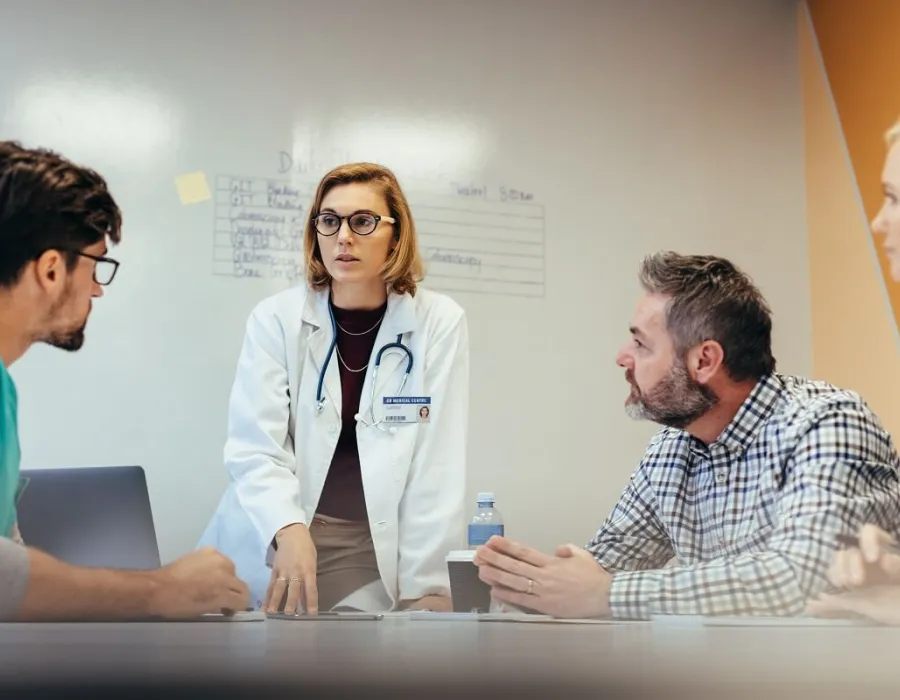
left=16, top=466, right=161, bottom=570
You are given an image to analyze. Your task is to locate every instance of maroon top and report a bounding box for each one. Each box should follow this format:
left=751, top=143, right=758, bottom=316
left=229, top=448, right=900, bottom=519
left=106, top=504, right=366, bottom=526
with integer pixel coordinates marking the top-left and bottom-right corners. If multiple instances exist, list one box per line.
left=314, top=300, right=387, bottom=522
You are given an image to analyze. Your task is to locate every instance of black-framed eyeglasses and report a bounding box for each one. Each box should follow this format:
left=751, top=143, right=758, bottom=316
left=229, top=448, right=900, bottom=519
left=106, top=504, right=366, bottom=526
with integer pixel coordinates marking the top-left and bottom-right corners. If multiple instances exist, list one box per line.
left=312, top=210, right=396, bottom=237
left=75, top=251, right=120, bottom=286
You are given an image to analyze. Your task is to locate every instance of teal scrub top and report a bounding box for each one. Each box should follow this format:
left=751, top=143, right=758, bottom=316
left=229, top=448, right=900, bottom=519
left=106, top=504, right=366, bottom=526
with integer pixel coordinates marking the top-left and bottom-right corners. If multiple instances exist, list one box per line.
left=0, top=360, right=20, bottom=538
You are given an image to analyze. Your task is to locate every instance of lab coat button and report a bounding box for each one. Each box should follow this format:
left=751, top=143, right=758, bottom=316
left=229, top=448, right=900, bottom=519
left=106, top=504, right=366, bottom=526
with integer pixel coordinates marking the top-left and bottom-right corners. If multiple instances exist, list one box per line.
left=329, top=422, right=338, bottom=433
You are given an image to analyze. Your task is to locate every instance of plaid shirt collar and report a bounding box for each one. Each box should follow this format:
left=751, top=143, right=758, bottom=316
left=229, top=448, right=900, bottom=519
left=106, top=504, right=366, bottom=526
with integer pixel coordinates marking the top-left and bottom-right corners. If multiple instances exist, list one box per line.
left=684, top=373, right=783, bottom=457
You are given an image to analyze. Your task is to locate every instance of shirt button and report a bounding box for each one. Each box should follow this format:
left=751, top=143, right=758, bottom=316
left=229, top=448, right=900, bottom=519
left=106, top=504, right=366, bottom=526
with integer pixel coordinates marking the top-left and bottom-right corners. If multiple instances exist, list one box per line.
left=329, top=423, right=338, bottom=433
left=715, top=469, right=727, bottom=483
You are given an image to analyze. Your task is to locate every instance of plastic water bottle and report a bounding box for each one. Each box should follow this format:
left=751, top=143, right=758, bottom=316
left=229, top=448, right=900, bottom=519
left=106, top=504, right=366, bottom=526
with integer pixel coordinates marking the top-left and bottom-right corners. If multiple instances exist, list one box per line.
left=467, top=492, right=504, bottom=548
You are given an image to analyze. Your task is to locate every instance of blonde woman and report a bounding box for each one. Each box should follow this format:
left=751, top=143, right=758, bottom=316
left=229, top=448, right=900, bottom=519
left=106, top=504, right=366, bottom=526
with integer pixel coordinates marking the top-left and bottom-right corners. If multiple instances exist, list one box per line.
left=199, top=163, right=469, bottom=614
left=808, top=119, right=900, bottom=624
left=871, top=118, right=900, bottom=280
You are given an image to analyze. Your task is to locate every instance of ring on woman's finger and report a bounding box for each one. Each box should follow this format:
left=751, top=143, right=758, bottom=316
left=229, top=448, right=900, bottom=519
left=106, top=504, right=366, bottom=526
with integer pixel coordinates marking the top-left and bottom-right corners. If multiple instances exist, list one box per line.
left=276, top=576, right=287, bottom=582
left=289, top=576, right=301, bottom=583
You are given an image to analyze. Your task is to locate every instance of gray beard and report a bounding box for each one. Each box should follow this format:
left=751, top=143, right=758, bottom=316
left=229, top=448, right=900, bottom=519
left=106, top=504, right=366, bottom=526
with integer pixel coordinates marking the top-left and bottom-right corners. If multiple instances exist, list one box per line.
left=625, top=360, right=718, bottom=429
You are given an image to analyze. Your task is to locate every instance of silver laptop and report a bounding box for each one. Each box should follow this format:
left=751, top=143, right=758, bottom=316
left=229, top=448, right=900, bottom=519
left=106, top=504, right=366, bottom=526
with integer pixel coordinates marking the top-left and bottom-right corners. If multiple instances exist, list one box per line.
left=16, top=466, right=161, bottom=570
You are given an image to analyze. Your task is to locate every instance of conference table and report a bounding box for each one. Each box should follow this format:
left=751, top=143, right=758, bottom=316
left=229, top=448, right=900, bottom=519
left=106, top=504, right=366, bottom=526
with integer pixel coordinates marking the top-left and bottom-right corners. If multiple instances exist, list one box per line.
left=0, top=612, right=898, bottom=698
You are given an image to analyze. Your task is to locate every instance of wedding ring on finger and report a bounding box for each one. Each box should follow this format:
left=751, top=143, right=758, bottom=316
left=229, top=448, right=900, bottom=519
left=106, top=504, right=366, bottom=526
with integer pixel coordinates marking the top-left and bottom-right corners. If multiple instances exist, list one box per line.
left=276, top=576, right=287, bottom=582
left=526, top=579, right=535, bottom=595
left=289, top=576, right=301, bottom=583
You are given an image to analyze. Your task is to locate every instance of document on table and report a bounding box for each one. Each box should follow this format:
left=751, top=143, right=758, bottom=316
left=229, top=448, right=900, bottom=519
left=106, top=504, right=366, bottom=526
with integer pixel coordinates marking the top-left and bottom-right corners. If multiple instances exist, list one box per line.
left=406, top=611, right=644, bottom=624
left=105, top=610, right=267, bottom=623
left=650, top=614, right=877, bottom=627
left=480, top=614, right=646, bottom=625
left=704, top=615, right=876, bottom=627
left=197, top=611, right=267, bottom=622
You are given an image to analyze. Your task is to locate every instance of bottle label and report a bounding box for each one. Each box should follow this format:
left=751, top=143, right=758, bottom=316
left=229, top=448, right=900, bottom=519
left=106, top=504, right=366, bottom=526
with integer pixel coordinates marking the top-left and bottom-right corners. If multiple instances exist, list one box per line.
left=467, top=523, right=504, bottom=546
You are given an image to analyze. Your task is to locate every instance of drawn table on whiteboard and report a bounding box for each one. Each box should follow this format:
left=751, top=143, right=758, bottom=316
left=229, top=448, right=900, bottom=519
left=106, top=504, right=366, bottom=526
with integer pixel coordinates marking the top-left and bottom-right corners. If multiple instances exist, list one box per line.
left=213, top=175, right=309, bottom=283
left=411, top=186, right=545, bottom=298
left=212, top=175, right=545, bottom=298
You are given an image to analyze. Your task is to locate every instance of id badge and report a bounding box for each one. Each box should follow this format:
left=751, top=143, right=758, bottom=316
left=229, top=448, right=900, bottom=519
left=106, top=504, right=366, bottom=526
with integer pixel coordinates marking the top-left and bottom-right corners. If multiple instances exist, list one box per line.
left=382, top=396, right=432, bottom=424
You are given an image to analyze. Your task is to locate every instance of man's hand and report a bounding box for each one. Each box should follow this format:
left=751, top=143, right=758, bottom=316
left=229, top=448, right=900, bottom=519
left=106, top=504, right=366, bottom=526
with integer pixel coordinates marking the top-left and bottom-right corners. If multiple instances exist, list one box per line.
left=474, top=536, right=612, bottom=618
left=150, top=547, right=250, bottom=618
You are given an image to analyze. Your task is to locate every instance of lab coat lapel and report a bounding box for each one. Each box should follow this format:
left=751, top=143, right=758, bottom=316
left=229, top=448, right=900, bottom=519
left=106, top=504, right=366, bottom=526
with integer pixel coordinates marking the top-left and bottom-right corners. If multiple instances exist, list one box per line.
left=359, top=292, right=417, bottom=420
left=302, top=289, right=341, bottom=418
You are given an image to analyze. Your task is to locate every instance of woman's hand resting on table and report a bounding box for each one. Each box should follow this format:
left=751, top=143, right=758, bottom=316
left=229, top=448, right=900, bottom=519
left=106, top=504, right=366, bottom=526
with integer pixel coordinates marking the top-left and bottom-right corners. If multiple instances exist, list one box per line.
left=264, top=523, right=319, bottom=615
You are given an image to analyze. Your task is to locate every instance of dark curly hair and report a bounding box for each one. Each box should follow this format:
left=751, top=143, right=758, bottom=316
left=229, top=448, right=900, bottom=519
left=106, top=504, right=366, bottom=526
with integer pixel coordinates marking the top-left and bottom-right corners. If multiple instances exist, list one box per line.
left=0, top=140, right=122, bottom=288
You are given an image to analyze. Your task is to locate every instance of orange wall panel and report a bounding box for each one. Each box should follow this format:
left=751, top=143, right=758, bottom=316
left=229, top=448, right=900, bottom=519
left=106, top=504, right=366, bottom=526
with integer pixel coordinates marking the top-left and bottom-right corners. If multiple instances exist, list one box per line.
left=801, top=1, right=900, bottom=439
left=807, top=0, right=900, bottom=329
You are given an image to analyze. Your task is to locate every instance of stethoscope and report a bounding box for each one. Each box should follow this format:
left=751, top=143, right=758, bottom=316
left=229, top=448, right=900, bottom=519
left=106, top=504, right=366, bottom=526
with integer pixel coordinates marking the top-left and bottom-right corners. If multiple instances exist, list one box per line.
left=315, top=301, right=414, bottom=430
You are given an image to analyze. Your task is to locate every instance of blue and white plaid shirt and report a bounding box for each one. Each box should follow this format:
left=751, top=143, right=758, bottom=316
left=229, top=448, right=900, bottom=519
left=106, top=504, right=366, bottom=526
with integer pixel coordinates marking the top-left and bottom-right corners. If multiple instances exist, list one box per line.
left=588, top=373, right=900, bottom=619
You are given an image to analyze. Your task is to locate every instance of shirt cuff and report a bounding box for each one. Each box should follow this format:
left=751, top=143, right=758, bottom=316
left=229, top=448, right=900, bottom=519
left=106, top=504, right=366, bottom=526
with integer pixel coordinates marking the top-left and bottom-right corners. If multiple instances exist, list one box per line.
left=608, top=569, right=663, bottom=620
left=10, top=521, right=23, bottom=546
left=0, top=537, right=29, bottom=621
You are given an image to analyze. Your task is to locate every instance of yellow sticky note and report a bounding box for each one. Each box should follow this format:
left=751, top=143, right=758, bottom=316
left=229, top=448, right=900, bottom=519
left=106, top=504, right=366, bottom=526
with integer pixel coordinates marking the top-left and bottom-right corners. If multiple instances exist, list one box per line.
left=174, top=171, right=211, bottom=205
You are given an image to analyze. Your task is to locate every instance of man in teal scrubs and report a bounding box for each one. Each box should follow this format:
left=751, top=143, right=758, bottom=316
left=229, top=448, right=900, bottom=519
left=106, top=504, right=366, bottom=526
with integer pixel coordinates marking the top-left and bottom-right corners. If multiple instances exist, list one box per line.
left=0, top=359, right=20, bottom=541
left=0, top=140, right=249, bottom=620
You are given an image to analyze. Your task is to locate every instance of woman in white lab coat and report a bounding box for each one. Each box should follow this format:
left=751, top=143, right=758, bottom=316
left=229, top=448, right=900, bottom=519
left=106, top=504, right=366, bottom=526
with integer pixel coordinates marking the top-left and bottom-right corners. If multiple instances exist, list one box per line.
left=198, top=162, right=469, bottom=614
left=807, top=118, right=900, bottom=625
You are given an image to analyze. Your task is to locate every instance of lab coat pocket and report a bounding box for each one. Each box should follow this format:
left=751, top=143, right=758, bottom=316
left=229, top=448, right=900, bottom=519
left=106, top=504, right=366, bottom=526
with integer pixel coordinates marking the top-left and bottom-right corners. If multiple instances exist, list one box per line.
left=390, top=424, right=417, bottom=486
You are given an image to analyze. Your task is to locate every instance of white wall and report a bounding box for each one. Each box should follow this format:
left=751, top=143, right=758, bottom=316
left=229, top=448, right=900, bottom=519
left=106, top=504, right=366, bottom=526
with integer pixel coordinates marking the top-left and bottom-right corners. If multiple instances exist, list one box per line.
left=0, top=0, right=808, bottom=564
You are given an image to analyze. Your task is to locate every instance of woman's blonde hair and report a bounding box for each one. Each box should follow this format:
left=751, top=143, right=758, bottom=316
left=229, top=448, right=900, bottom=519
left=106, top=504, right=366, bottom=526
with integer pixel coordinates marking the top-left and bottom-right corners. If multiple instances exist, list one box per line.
left=303, top=162, right=424, bottom=296
left=885, top=118, right=900, bottom=147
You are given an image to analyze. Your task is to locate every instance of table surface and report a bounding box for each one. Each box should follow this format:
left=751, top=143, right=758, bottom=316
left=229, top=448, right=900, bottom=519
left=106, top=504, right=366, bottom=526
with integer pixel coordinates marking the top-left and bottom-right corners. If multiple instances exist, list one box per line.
left=0, top=613, right=897, bottom=698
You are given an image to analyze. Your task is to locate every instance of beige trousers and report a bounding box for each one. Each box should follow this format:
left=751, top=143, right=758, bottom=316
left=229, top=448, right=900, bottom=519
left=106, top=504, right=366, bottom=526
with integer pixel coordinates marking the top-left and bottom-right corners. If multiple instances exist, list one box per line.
left=307, top=513, right=383, bottom=611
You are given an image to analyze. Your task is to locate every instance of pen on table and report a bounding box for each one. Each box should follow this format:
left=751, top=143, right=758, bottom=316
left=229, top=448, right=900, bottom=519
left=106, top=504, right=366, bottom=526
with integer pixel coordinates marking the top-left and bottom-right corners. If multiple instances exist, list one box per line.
left=835, top=533, right=900, bottom=555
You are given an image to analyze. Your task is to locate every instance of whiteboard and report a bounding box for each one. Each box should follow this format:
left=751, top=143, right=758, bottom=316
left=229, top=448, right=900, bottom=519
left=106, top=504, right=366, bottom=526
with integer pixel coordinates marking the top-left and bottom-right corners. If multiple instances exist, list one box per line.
left=0, top=0, right=809, bottom=564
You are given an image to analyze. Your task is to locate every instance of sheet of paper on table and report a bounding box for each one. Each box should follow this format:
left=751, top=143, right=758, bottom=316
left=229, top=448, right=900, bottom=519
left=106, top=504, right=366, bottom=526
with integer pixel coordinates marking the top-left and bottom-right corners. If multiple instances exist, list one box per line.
left=650, top=614, right=877, bottom=627
left=406, top=611, right=645, bottom=624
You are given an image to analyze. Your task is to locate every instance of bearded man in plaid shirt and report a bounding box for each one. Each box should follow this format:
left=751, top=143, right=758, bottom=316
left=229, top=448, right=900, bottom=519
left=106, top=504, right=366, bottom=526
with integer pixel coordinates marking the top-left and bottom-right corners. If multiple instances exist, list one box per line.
left=475, top=251, right=900, bottom=619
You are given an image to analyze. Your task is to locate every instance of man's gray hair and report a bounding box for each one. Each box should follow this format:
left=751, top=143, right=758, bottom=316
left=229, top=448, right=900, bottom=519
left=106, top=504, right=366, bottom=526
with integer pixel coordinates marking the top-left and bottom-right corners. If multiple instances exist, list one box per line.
left=638, top=251, right=776, bottom=382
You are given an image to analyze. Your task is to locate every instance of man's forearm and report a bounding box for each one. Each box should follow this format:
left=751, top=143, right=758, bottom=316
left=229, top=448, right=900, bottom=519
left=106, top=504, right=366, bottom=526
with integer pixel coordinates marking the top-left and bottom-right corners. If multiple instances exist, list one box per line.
left=607, top=552, right=808, bottom=619
left=11, top=546, right=164, bottom=622
left=0, top=537, right=29, bottom=620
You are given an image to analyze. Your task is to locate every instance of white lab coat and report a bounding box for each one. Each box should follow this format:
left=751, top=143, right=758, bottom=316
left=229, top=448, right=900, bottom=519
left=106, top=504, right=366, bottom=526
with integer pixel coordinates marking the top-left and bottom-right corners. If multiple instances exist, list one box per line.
left=197, top=284, right=469, bottom=610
